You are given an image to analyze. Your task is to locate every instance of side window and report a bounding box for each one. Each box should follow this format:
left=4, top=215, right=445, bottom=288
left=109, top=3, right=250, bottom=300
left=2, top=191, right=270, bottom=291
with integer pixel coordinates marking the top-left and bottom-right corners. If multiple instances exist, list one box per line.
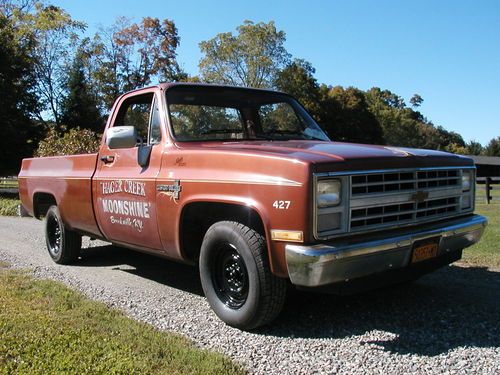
left=149, top=97, right=162, bottom=144
left=113, top=93, right=162, bottom=145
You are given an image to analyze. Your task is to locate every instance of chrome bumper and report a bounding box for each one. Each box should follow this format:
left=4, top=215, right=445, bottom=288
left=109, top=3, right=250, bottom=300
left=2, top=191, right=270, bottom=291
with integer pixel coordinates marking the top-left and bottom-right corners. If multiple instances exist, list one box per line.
left=285, top=215, right=488, bottom=287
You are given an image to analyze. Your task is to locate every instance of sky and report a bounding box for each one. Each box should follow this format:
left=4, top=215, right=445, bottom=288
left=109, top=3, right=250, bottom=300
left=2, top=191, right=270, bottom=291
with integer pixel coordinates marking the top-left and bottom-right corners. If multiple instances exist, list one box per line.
left=51, top=0, right=500, bottom=146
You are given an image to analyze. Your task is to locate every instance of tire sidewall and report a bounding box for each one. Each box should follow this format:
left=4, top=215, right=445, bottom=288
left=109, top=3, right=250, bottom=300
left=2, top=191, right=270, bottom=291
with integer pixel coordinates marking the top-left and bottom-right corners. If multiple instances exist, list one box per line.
left=200, top=223, right=262, bottom=328
left=45, top=206, right=65, bottom=263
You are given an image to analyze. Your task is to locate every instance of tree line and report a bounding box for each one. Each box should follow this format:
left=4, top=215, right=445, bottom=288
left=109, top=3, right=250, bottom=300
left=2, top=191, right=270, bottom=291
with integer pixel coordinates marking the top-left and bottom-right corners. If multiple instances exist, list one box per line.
left=1, top=1, right=499, bottom=174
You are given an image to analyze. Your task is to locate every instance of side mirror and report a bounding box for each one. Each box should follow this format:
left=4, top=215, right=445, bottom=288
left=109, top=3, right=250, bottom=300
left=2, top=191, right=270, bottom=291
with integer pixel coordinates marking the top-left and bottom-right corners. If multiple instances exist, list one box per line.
left=106, top=126, right=137, bottom=149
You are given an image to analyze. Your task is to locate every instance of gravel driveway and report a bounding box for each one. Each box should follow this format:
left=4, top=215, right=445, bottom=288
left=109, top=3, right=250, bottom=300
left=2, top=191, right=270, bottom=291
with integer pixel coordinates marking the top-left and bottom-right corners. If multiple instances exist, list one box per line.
left=0, top=216, right=499, bottom=374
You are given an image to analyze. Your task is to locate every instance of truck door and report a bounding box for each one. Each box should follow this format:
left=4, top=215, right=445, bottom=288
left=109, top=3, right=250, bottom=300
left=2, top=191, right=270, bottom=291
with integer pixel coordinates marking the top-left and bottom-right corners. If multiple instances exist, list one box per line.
left=93, top=90, right=164, bottom=251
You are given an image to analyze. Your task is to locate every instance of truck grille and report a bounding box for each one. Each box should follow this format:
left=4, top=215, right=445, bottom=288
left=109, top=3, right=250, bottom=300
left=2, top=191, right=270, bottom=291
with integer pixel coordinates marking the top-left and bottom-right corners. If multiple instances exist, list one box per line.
left=351, top=197, right=459, bottom=230
left=314, top=167, right=475, bottom=239
left=349, top=168, right=464, bottom=232
left=351, top=169, right=460, bottom=196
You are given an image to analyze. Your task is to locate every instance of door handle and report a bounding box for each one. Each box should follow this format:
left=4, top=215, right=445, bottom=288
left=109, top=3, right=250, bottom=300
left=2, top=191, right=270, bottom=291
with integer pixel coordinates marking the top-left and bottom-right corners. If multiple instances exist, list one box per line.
left=100, top=155, right=115, bottom=164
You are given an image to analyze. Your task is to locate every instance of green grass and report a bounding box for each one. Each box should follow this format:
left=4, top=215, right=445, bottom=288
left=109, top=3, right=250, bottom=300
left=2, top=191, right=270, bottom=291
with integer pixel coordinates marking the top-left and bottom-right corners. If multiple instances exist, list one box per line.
left=0, top=267, right=245, bottom=375
left=462, top=203, right=500, bottom=269
left=0, top=197, right=19, bottom=216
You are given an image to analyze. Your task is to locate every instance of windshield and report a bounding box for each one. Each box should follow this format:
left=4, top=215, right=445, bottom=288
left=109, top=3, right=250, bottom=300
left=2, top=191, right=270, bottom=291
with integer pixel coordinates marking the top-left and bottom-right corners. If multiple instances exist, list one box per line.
left=166, top=86, right=330, bottom=142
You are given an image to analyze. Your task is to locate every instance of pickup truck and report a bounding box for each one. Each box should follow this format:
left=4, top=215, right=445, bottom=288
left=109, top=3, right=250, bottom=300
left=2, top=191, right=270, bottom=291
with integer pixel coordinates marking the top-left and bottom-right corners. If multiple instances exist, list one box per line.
left=19, top=83, right=487, bottom=330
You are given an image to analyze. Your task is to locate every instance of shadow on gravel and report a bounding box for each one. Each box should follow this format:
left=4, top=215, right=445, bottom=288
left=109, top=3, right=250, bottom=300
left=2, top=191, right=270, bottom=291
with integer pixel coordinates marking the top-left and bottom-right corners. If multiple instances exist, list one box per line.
left=262, top=265, right=500, bottom=356
left=75, top=244, right=499, bottom=356
left=77, top=244, right=204, bottom=296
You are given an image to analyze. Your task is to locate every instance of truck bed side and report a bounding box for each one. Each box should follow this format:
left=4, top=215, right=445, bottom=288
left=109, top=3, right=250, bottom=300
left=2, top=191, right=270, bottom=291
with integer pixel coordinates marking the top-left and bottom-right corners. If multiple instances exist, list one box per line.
left=18, top=153, right=102, bottom=237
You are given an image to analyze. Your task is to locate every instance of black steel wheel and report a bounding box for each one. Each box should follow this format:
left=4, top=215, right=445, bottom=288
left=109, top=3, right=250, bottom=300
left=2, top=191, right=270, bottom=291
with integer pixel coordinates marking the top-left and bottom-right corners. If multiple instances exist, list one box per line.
left=46, top=210, right=63, bottom=258
left=45, top=205, right=81, bottom=264
left=199, top=221, right=287, bottom=330
left=211, top=242, right=249, bottom=309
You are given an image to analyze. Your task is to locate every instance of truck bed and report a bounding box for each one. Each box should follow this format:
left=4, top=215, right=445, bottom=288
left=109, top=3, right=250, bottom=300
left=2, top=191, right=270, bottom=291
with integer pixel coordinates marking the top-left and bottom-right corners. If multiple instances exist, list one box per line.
left=18, top=153, right=101, bottom=237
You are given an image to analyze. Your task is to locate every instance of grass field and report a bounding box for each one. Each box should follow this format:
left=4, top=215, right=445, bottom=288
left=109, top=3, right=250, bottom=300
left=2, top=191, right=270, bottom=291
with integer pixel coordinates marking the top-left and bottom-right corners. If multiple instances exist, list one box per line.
left=462, top=203, right=500, bottom=269
left=0, top=264, right=244, bottom=374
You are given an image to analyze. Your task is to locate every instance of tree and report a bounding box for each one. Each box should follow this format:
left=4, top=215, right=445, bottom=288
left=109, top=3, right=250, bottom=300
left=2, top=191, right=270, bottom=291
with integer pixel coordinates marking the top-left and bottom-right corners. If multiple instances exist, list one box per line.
left=465, top=140, right=483, bottom=155
left=274, top=59, right=321, bottom=114
left=7, top=3, right=86, bottom=126
left=365, top=87, right=420, bottom=147
left=435, top=126, right=466, bottom=150
left=113, top=17, right=182, bottom=90
left=85, top=17, right=183, bottom=110
left=484, top=136, right=500, bottom=156
left=199, top=20, right=291, bottom=88
left=409, top=94, right=423, bottom=108
left=60, top=51, right=104, bottom=132
left=316, top=86, right=385, bottom=144
left=0, top=12, right=41, bottom=174
left=445, top=142, right=467, bottom=155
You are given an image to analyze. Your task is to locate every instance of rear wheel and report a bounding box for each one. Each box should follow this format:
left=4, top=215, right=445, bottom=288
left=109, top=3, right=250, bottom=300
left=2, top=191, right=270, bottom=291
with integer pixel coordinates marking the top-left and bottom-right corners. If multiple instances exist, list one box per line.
left=45, top=205, right=81, bottom=264
left=199, top=221, right=286, bottom=330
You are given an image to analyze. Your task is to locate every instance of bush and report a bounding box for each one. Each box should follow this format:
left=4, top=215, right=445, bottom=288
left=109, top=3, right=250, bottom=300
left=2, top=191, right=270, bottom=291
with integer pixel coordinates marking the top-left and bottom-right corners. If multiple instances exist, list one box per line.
left=0, top=197, right=20, bottom=216
left=35, top=127, right=101, bottom=157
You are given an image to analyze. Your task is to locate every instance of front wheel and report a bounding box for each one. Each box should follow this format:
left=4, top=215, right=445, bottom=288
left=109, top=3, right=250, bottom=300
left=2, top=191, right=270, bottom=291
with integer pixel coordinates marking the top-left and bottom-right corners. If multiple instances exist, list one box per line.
left=199, top=221, right=286, bottom=330
left=45, top=205, right=81, bottom=264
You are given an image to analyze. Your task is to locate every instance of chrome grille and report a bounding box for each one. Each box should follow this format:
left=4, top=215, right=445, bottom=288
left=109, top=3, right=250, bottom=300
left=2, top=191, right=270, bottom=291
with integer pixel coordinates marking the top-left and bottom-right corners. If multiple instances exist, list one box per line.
left=351, top=197, right=459, bottom=231
left=351, top=169, right=460, bottom=196
left=314, top=167, right=475, bottom=240
left=348, top=168, right=466, bottom=232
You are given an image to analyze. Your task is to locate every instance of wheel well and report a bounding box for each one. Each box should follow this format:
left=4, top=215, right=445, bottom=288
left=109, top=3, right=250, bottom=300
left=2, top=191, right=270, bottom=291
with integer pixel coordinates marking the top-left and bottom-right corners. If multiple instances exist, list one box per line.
left=33, top=193, right=57, bottom=218
left=180, top=202, right=265, bottom=263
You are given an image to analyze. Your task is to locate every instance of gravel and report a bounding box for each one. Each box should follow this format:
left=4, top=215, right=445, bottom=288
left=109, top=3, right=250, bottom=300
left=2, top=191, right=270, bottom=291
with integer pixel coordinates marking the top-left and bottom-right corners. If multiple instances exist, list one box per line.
left=0, top=216, right=499, bottom=374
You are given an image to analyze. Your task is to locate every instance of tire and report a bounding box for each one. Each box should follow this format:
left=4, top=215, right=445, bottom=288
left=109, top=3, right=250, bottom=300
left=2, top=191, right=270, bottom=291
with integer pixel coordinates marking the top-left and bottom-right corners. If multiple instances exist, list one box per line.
left=45, top=205, right=81, bottom=264
left=199, top=221, right=287, bottom=330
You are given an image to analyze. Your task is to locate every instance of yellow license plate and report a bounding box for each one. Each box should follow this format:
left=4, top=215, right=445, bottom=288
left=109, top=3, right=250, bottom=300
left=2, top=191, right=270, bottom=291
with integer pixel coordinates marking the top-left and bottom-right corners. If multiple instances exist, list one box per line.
left=411, top=242, right=439, bottom=263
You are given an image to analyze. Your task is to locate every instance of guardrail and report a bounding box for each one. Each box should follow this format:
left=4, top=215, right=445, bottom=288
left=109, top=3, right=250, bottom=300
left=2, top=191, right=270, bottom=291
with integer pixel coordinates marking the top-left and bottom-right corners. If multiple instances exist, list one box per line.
left=0, top=177, right=19, bottom=194
left=476, top=177, right=500, bottom=204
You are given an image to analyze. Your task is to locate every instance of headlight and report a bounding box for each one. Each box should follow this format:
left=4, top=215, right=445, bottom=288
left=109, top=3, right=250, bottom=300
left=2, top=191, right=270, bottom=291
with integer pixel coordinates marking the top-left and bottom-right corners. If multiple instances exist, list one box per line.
left=317, top=179, right=341, bottom=208
left=462, top=171, right=472, bottom=191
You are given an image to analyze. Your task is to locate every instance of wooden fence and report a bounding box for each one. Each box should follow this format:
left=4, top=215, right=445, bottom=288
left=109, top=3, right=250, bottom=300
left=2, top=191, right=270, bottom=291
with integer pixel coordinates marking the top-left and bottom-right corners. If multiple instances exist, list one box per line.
left=476, top=177, right=500, bottom=204
left=0, top=177, right=18, bottom=194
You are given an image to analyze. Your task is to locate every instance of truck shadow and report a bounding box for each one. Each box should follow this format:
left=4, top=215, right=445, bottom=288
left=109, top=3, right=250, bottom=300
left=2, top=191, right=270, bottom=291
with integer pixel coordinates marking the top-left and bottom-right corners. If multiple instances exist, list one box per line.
left=78, top=244, right=204, bottom=296
left=77, top=244, right=499, bottom=357
left=264, top=265, right=500, bottom=356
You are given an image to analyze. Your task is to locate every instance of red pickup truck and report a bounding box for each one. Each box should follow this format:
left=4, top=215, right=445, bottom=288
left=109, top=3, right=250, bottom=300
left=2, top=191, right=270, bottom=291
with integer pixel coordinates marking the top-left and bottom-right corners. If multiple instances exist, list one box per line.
left=19, top=83, right=487, bottom=329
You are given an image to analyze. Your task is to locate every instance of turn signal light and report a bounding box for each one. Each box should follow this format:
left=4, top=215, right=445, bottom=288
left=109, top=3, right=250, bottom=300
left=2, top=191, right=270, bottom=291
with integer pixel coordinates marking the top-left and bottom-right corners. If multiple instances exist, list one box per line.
left=271, top=230, right=304, bottom=243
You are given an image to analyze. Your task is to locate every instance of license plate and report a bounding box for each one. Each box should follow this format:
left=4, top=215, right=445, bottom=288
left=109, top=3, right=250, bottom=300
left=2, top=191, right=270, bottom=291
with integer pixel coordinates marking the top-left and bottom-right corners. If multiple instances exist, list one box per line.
left=411, top=240, right=439, bottom=263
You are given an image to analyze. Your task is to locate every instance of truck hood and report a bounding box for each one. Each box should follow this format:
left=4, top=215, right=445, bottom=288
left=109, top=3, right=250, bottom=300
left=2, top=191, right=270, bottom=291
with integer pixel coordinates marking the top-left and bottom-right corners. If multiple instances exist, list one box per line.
left=196, top=140, right=473, bottom=170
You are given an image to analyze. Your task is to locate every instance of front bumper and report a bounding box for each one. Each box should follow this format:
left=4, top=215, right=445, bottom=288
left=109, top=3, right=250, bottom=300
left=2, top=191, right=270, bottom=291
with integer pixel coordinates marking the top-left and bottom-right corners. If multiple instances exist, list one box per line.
left=285, top=214, right=487, bottom=287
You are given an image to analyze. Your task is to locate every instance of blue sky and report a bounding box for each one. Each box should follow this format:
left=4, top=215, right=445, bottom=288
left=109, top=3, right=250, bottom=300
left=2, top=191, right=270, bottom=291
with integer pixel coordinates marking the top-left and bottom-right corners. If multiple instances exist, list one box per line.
left=52, top=0, right=499, bottom=145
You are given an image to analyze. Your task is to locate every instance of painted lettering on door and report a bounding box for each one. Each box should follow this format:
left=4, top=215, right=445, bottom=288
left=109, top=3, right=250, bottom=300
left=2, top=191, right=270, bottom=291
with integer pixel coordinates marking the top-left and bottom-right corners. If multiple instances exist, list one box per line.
left=99, top=180, right=150, bottom=232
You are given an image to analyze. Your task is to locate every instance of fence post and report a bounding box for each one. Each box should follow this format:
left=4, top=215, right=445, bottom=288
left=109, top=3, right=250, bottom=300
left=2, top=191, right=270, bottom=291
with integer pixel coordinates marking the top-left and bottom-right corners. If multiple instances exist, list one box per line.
left=486, top=177, right=492, bottom=204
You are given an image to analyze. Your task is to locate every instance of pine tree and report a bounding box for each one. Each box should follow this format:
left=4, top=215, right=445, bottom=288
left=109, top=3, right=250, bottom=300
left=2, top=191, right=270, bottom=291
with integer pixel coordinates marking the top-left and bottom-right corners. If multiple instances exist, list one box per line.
left=60, top=54, right=104, bottom=133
